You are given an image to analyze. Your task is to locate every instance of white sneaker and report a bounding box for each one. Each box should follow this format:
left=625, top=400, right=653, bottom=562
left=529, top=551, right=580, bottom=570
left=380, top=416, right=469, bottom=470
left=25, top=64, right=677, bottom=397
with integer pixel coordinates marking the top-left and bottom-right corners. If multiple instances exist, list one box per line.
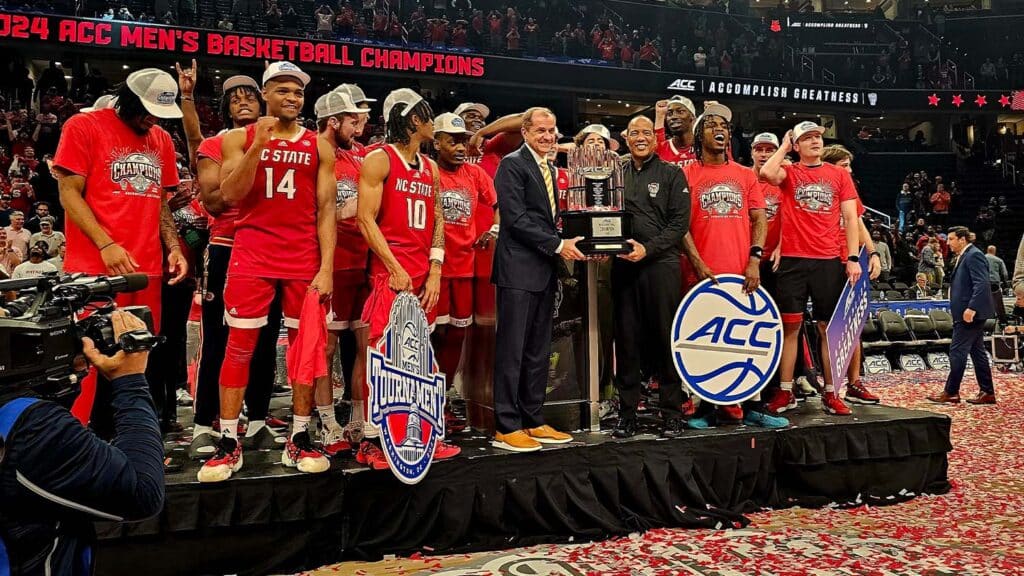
left=796, top=376, right=817, bottom=397
left=176, top=388, right=194, bottom=407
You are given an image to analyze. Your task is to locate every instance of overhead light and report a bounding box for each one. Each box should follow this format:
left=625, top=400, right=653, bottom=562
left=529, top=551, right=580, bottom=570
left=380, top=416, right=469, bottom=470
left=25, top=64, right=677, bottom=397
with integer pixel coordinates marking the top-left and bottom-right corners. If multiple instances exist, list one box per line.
left=625, top=103, right=630, bottom=108
left=880, top=116, right=884, bottom=119
left=597, top=104, right=602, bottom=108
left=617, top=100, right=622, bottom=104
left=586, top=98, right=591, bottom=102
left=54, top=61, right=62, bottom=66
left=122, top=64, right=129, bottom=70
left=215, top=69, right=221, bottom=73
left=215, top=75, right=221, bottom=79
left=63, top=75, right=72, bottom=80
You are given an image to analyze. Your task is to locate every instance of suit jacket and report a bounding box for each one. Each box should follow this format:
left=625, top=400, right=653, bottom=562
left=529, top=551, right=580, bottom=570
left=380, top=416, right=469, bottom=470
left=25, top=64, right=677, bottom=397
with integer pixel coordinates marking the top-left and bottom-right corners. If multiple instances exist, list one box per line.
left=491, top=144, right=562, bottom=292
left=949, top=243, right=995, bottom=321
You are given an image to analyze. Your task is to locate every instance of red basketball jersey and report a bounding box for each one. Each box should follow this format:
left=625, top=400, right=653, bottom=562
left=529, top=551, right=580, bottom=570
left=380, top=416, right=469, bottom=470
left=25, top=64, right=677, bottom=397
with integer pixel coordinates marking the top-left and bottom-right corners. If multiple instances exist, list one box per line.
left=231, top=124, right=321, bottom=279
left=197, top=132, right=241, bottom=245
left=334, top=147, right=369, bottom=271
left=371, top=144, right=436, bottom=279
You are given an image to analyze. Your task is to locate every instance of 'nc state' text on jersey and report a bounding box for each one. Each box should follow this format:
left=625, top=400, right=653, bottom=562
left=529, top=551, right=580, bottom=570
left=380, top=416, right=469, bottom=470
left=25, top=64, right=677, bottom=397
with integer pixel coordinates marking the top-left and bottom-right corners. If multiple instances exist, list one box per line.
left=394, top=178, right=433, bottom=196
left=259, top=148, right=314, bottom=165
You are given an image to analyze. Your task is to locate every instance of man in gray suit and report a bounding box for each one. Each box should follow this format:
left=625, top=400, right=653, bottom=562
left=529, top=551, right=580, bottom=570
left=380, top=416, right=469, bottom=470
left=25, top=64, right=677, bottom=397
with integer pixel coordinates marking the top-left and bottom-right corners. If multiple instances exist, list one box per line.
left=491, top=107, right=585, bottom=452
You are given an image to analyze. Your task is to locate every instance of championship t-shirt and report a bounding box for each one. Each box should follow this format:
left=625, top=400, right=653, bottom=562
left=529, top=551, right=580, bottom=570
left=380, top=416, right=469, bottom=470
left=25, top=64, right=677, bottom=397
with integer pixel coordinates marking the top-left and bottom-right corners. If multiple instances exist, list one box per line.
left=196, top=132, right=240, bottom=244
left=334, top=147, right=369, bottom=271
left=683, top=161, right=764, bottom=276
left=231, top=124, right=321, bottom=279
left=53, top=108, right=178, bottom=277
left=439, top=163, right=496, bottom=278
left=754, top=175, right=783, bottom=258
left=779, top=162, right=858, bottom=259
left=474, top=132, right=519, bottom=276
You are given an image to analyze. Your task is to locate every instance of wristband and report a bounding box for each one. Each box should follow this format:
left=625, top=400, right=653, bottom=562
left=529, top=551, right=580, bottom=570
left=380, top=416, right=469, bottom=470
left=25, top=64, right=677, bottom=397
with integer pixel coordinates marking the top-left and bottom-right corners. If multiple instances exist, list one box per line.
left=488, top=224, right=499, bottom=235
left=181, top=95, right=194, bottom=102
left=847, top=255, right=860, bottom=263
left=429, top=248, right=445, bottom=264
left=99, top=241, right=116, bottom=251
left=749, top=246, right=764, bottom=259
left=870, top=251, right=880, bottom=259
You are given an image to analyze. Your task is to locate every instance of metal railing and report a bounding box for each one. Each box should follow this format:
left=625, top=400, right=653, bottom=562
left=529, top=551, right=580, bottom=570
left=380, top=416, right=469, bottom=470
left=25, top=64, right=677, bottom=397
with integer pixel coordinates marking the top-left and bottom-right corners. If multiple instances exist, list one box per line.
left=864, top=205, right=894, bottom=230
left=823, top=67, right=836, bottom=85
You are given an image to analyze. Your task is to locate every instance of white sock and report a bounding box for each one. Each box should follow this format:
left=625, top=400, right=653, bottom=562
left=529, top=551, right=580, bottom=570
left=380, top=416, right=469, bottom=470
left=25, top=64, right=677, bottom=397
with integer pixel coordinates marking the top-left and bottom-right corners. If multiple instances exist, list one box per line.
left=349, top=400, right=365, bottom=423
left=245, top=419, right=265, bottom=438
left=291, top=415, right=312, bottom=440
left=221, top=419, right=239, bottom=441
left=194, top=424, right=214, bottom=437
left=781, top=381, right=794, bottom=391
left=317, top=405, right=337, bottom=430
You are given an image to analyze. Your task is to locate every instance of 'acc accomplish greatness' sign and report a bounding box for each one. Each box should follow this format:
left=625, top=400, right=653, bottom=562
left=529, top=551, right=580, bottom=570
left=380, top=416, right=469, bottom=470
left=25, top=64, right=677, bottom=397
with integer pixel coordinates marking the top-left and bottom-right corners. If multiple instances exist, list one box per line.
left=0, top=12, right=485, bottom=77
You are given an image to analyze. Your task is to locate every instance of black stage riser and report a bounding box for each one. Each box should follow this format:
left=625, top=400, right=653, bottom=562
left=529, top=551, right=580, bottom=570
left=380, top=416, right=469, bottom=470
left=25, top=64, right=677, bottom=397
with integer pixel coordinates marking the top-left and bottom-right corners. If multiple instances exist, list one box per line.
left=93, top=409, right=951, bottom=576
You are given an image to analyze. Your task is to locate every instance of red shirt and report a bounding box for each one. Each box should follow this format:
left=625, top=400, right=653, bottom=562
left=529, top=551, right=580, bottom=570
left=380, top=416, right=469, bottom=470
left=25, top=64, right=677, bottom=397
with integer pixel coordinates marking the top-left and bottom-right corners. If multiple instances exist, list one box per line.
left=334, top=147, right=368, bottom=271
left=439, top=163, right=497, bottom=278
left=232, top=125, right=321, bottom=279
left=655, top=128, right=697, bottom=168
left=755, top=175, right=783, bottom=258
left=197, top=133, right=240, bottom=245
left=53, top=108, right=178, bottom=277
left=684, top=162, right=764, bottom=276
left=779, top=162, right=858, bottom=259
left=474, top=133, right=519, bottom=246
left=371, top=145, right=436, bottom=279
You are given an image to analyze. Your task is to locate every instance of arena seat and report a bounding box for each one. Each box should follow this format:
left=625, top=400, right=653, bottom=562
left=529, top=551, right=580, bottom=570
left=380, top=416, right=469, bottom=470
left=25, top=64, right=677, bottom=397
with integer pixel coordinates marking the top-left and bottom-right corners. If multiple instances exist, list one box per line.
left=892, top=282, right=910, bottom=291
left=870, top=290, right=883, bottom=301
left=861, top=314, right=890, bottom=354
left=927, top=309, right=954, bottom=345
left=877, top=310, right=920, bottom=349
left=884, top=290, right=905, bottom=301
left=904, top=309, right=941, bottom=346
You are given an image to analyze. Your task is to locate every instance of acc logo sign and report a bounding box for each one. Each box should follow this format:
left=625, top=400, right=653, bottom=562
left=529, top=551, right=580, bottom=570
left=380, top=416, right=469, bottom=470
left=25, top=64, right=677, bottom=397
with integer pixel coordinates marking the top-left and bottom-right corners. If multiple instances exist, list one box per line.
left=671, top=275, right=782, bottom=404
left=668, top=79, right=697, bottom=92
left=367, top=292, right=446, bottom=485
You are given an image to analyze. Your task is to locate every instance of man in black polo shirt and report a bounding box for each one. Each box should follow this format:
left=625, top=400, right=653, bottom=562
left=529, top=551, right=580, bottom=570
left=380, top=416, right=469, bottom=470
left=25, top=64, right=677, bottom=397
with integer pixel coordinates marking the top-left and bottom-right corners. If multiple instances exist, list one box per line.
left=612, top=115, right=691, bottom=438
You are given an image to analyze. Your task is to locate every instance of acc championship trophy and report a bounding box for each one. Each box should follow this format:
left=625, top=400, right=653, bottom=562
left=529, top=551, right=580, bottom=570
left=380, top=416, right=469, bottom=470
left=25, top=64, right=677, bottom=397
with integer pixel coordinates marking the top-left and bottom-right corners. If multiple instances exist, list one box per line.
left=560, top=146, right=631, bottom=255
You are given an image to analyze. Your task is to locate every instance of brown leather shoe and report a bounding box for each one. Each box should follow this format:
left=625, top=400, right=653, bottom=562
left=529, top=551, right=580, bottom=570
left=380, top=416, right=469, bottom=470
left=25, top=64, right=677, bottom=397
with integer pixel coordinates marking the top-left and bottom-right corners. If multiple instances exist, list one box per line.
left=492, top=430, right=542, bottom=453
left=927, top=391, right=961, bottom=404
left=526, top=425, right=573, bottom=444
left=966, top=393, right=996, bottom=405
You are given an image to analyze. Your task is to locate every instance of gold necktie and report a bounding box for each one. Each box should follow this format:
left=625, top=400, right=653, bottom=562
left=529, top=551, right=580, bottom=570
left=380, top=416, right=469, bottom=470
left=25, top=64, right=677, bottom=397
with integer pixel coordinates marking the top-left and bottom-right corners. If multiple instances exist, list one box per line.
left=540, top=160, right=556, bottom=217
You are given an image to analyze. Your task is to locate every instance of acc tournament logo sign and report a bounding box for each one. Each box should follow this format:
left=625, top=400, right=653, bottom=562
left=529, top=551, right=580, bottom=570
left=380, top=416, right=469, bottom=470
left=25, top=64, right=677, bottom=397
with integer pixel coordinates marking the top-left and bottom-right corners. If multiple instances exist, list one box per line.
left=367, top=292, right=446, bottom=485
left=671, top=275, right=782, bottom=404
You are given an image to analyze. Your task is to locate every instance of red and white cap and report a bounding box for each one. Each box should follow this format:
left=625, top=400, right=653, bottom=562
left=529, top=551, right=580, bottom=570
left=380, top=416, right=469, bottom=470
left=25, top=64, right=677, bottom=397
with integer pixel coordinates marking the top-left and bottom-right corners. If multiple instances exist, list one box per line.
left=126, top=68, right=182, bottom=119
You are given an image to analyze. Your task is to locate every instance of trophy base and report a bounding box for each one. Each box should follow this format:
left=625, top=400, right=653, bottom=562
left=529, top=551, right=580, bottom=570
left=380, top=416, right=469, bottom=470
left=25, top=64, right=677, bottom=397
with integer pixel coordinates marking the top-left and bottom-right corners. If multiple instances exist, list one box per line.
left=577, top=239, right=632, bottom=255
left=561, top=210, right=633, bottom=257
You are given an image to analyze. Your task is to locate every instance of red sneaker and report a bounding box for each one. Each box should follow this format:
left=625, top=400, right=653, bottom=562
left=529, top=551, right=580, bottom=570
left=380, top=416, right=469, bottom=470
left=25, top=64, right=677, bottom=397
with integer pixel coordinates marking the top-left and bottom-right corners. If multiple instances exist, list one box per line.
left=433, top=441, right=461, bottom=460
left=282, top=432, right=330, bottom=474
left=356, top=441, right=389, bottom=470
left=197, top=438, right=243, bottom=483
left=680, top=398, right=696, bottom=418
left=266, top=416, right=289, bottom=429
left=717, top=404, right=743, bottom=423
left=845, top=381, right=880, bottom=405
left=765, top=389, right=798, bottom=415
left=319, top=424, right=353, bottom=457
left=822, top=392, right=852, bottom=416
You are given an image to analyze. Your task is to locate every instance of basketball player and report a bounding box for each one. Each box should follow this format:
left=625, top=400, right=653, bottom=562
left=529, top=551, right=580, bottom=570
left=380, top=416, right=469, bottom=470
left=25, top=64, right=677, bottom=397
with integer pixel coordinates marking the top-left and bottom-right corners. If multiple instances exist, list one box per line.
left=355, top=88, right=460, bottom=470
left=315, top=90, right=370, bottom=455
left=54, top=68, right=188, bottom=430
left=198, top=62, right=337, bottom=482
left=759, top=121, right=862, bottom=417
left=454, top=102, right=491, bottom=162
left=431, top=112, right=498, bottom=414
left=679, top=103, right=786, bottom=429
left=191, top=75, right=285, bottom=458
left=654, top=95, right=697, bottom=168
left=332, top=83, right=376, bottom=158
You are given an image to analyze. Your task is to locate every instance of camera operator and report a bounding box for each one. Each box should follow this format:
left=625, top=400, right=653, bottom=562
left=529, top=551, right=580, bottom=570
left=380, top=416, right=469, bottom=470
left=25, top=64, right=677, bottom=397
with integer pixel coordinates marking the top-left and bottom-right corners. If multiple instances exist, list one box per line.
left=0, top=310, right=164, bottom=576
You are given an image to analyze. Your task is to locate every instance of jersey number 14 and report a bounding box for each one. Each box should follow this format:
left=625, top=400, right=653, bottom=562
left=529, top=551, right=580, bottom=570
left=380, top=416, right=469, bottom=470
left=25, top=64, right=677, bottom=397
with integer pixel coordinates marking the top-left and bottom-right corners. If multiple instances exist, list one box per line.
left=265, top=167, right=296, bottom=200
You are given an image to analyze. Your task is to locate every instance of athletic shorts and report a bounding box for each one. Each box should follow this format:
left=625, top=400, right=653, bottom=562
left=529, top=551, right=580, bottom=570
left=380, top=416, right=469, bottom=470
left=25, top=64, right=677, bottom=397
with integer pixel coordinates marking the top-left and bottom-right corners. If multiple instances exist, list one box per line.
left=224, top=274, right=310, bottom=329
left=436, top=277, right=474, bottom=327
left=328, top=269, right=369, bottom=331
left=775, top=257, right=844, bottom=323
left=362, top=273, right=437, bottom=341
left=759, top=258, right=777, bottom=299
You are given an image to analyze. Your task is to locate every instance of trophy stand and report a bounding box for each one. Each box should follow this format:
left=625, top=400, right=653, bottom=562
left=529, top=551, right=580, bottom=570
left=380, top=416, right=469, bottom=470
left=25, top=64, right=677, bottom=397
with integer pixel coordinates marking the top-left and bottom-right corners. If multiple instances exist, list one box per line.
left=560, top=147, right=632, bottom=255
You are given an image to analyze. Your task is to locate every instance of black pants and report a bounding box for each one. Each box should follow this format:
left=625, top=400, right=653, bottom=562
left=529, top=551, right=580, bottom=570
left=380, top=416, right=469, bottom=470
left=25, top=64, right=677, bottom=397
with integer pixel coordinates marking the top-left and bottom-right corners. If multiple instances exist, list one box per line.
left=493, top=281, right=555, bottom=434
left=193, top=244, right=281, bottom=427
left=148, top=279, right=195, bottom=428
left=612, top=260, right=684, bottom=419
left=944, top=320, right=995, bottom=396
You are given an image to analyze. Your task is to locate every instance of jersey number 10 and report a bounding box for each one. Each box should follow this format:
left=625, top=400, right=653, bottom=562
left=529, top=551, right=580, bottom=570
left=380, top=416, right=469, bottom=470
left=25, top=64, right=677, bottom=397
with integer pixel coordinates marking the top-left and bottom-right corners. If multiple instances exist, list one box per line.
left=407, top=198, right=427, bottom=230
left=265, top=167, right=296, bottom=200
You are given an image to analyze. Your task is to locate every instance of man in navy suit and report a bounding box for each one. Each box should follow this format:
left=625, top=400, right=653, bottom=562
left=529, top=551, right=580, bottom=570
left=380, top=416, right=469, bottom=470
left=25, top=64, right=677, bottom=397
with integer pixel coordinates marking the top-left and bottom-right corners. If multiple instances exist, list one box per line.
left=490, top=107, right=586, bottom=452
left=928, top=226, right=997, bottom=405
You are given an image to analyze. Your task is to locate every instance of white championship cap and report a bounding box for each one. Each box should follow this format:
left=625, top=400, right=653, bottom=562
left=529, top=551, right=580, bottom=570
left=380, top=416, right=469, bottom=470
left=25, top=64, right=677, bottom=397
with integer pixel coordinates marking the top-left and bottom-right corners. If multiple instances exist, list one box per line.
left=262, top=61, right=310, bottom=87
left=333, top=83, right=376, bottom=104
left=666, top=95, right=696, bottom=117
left=792, top=120, right=826, bottom=141
left=382, top=88, right=425, bottom=120
left=433, top=112, right=469, bottom=135
left=693, top=101, right=732, bottom=134
left=81, top=94, right=116, bottom=113
left=751, top=132, right=780, bottom=149
left=222, top=75, right=260, bottom=93
left=454, top=102, right=490, bottom=119
left=315, top=91, right=365, bottom=120
left=576, top=123, right=620, bottom=151
left=126, top=68, right=182, bottom=119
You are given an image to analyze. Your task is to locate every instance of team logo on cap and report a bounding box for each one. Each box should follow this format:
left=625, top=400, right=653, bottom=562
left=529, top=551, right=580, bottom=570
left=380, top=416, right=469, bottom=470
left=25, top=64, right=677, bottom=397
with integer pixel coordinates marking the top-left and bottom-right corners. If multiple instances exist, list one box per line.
left=794, top=182, right=834, bottom=213
left=441, top=189, right=472, bottom=226
left=156, top=91, right=176, bottom=105
left=367, top=292, right=446, bottom=485
left=699, top=183, right=743, bottom=216
left=278, top=61, right=300, bottom=71
left=110, top=151, right=162, bottom=197
left=451, top=117, right=466, bottom=129
left=671, top=275, right=782, bottom=404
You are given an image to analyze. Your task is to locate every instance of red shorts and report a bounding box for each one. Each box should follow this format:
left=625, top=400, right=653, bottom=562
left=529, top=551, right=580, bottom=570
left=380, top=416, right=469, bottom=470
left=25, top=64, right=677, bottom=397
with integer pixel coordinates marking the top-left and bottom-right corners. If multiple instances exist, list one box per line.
left=224, top=274, right=310, bottom=330
left=436, top=277, right=474, bottom=327
left=362, top=273, right=437, bottom=341
left=329, top=269, right=369, bottom=331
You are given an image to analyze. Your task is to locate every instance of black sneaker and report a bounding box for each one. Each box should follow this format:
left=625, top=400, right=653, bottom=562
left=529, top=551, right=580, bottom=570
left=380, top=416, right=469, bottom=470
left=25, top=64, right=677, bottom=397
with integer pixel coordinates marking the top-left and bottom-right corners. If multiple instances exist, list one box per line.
left=661, top=417, right=686, bottom=438
left=612, top=415, right=638, bottom=438
left=189, top=430, right=220, bottom=460
left=241, top=425, right=286, bottom=451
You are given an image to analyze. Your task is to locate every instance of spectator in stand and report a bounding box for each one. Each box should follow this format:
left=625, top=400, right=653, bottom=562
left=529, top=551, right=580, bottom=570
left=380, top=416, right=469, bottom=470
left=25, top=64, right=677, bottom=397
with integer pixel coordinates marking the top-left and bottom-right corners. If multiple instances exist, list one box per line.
left=488, top=11, right=502, bottom=52
left=282, top=5, right=299, bottom=35
left=0, top=194, right=12, bottom=227
left=26, top=201, right=57, bottom=233
left=896, top=182, right=913, bottom=231
left=693, top=46, right=707, bottom=73
left=335, top=2, right=354, bottom=36
left=873, top=230, right=892, bottom=282
left=639, top=38, right=660, bottom=70
left=374, top=9, right=390, bottom=41
left=914, top=272, right=934, bottom=298
left=391, top=15, right=408, bottom=44
left=48, top=241, right=64, bottom=273
left=720, top=50, right=733, bottom=76
left=315, top=4, right=335, bottom=39
left=987, top=245, right=1009, bottom=320
left=4, top=210, right=30, bottom=256
left=919, top=237, right=939, bottom=284
left=930, top=183, right=951, bottom=228
left=506, top=25, right=521, bottom=55
left=29, top=217, right=64, bottom=256
left=217, top=14, right=234, bottom=30
left=11, top=241, right=57, bottom=279
left=980, top=58, right=997, bottom=86
left=0, top=227, right=21, bottom=277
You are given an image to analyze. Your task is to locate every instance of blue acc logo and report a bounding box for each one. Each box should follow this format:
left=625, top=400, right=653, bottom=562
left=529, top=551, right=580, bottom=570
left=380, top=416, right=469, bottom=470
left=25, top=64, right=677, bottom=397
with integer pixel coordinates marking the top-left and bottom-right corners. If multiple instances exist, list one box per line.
left=671, top=275, right=782, bottom=404
left=367, top=292, right=446, bottom=485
